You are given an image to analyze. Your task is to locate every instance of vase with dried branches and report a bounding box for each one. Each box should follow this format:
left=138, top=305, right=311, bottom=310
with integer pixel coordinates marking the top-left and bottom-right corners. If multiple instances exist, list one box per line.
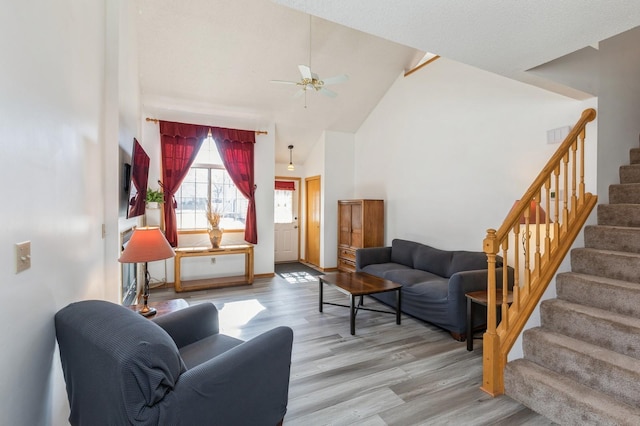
left=206, top=205, right=223, bottom=248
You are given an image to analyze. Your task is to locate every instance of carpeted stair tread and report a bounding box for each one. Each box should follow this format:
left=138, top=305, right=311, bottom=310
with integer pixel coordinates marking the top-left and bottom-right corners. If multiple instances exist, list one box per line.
left=557, top=272, right=640, bottom=317
left=597, top=203, right=640, bottom=227
left=630, top=147, right=640, bottom=164
left=584, top=224, right=640, bottom=253
left=504, top=359, right=640, bottom=426
left=619, top=164, right=640, bottom=184
left=609, top=182, right=640, bottom=204
left=571, top=247, right=640, bottom=281
left=523, top=327, right=640, bottom=408
left=540, top=299, right=640, bottom=360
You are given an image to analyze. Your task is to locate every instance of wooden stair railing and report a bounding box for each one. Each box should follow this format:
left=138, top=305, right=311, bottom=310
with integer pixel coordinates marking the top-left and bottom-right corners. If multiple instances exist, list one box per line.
left=481, top=108, right=598, bottom=396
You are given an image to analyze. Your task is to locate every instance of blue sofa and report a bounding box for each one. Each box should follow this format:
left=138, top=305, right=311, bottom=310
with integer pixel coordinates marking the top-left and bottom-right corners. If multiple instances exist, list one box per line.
left=356, top=239, right=513, bottom=340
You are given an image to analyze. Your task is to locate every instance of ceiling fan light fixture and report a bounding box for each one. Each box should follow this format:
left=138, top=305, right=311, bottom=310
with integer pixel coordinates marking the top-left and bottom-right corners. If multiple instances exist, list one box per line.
left=270, top=15, right=348, bottom=105
left=287, top=145, right=295, bottom=171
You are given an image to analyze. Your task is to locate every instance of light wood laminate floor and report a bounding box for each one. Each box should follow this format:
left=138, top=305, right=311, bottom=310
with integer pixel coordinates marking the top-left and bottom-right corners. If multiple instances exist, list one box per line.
left=151, top=274, right=553, bottom=425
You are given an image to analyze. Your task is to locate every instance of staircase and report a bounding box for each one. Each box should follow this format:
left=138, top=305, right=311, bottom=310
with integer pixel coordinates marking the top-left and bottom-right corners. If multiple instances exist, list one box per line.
left=504, top=146, right=640, bottom=424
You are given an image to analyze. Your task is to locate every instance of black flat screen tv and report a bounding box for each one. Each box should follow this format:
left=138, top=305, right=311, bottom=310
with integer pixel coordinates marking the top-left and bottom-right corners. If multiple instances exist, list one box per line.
left=126, top=138, right=150, bottom=218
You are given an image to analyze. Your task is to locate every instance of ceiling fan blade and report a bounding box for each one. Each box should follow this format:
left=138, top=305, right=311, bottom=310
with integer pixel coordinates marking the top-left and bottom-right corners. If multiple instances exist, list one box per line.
left=319, top=87, right=338, bottom=98
left=293, top=89, right=306, bottom=98
left=321, top=74, right=349, bottom=86
left=298, top=64, right=312, bottom=80
left=270, top=80, right=298, bottom=85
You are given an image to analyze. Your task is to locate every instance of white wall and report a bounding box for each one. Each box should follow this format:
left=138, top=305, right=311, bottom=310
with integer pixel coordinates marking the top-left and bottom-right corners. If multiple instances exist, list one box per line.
left=355, top=58, right=594, bottom=249
left=322, top=131, right=355, bottom=268
left=353, top=58, right=597, bottom=358
left=597, top=26, right=640, bottom=203
left=295, top=130, right=355, bottom=269
left=0, top=1, right=137, bottom=424
left=300, top=132, right=326, bottom=264
left=116, top=0, right=144, bottom=283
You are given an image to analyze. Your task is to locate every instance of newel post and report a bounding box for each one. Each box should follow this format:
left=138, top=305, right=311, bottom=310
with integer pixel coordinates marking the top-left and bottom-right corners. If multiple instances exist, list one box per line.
left=482, top=229, right=504, bottom=396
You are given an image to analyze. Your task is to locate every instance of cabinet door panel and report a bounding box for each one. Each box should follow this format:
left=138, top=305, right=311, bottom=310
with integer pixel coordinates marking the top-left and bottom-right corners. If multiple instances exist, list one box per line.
left=350, top=203, right=363, bottom=247
left=339, top=203, right=352, bottom=246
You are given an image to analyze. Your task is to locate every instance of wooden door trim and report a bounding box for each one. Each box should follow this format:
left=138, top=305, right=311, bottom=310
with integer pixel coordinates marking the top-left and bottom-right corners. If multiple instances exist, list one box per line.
left=305, top=175, right=321, bottom=267
left=275, top=176, right=302, bottom=262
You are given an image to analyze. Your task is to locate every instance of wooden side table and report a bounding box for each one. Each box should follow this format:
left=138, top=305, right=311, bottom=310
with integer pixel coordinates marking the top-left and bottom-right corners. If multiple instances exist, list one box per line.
left=174, top=244, right=254, bottom=292
left=465, top=289, right=513, bottom=351
left=127, top=299, right=189, bottom=318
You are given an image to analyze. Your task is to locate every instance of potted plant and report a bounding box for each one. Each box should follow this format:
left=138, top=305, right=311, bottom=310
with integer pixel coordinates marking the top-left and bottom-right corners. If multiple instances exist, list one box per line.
left=146, top=188, right=164, bottom=209
left=206, top=204, right=224, bottom=248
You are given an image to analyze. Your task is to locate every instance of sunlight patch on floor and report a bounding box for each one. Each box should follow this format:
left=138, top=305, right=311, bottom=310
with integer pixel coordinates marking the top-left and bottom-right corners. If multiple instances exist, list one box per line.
left=280, top=271, right=317, bottom=283
left=219, top=299, right=266, bottom=337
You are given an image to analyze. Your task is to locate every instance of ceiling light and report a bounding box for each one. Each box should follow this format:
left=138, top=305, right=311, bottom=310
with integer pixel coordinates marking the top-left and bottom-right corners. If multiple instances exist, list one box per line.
left=287, top=145, right=295, bottom=171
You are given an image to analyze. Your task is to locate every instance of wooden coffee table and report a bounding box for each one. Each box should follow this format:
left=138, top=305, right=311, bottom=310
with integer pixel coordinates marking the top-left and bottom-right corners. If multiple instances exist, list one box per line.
left=319, top=272, right=402, bottom=335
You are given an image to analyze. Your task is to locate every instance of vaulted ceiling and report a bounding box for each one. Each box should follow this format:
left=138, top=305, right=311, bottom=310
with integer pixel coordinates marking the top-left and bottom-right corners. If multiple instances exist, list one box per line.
left=135, top=0, right=420, bottom=164
left=136, top=0, right=640, bottom=164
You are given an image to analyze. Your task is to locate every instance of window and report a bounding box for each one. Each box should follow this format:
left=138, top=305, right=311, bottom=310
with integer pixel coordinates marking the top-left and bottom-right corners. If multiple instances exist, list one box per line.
left=175, top=136, right=248, bottom=231
left=274, top=190, right=293, bottom=223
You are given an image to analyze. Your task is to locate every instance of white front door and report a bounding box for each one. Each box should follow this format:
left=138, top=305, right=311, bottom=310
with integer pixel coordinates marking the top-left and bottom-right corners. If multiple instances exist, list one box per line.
left=274, top=180, right=299, bottom=262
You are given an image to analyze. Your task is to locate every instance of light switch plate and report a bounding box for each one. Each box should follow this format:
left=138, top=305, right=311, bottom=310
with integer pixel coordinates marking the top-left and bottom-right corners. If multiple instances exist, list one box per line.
left=16, top=241, right=31, bottom=273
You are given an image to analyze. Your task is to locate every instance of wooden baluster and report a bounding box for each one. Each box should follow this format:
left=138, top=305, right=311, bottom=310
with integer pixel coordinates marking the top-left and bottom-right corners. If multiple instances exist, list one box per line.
left=534, top=193, right=542, bottom=278
left=511, top=225, right=521, bottom=315
left=562, top=153, right=569, bottom=232
left=578, top=129, right=586, bottom=203
left=553, top=165, right=561, bottom=248
left=500, top=239, right=510, bottom=329
left=544, top=178, right=552, bottom=262
left=571, top=140, right=578, bottom=219
left=523, top=203, right=531, bottom=294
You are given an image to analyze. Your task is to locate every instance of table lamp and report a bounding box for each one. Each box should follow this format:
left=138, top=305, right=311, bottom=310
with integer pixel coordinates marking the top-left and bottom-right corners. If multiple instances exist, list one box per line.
left=118, top=226, right=175, bottom=316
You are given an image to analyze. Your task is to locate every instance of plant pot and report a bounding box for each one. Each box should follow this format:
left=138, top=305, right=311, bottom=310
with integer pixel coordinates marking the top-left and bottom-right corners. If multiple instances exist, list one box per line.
left=147, top=201, right=159, bottom=209
left=208, top=227, right=223, bottom=248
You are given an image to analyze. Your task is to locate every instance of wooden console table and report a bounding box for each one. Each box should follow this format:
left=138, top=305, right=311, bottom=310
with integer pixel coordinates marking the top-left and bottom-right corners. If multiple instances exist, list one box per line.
left=174, top=244, right=254, bottom=292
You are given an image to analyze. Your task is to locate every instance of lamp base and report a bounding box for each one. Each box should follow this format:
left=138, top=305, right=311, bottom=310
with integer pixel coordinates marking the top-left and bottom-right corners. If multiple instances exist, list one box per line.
left=138, top=266, right=157, bottom=317
left=138, top=305, right=157, bottom=317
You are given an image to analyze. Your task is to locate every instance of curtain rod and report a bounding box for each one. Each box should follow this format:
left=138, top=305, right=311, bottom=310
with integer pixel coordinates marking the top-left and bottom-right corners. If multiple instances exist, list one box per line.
left=145, top=117, right=268, bottom=135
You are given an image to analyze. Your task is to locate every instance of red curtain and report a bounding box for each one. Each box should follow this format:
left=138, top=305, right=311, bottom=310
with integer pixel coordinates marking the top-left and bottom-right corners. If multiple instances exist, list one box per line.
left=275, top=180, right=295, bottom=191
left=160, top=121, right=208, bottom=246
left=210, top=127, right=257, bottom=244
left=128, top=138, right=149, bottom=218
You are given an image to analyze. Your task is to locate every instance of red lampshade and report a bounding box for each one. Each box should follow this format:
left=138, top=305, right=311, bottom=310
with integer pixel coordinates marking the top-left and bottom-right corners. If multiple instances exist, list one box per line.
left=118, top=227, right=175, bottom=263
left=511, top=200, right=548, bottom=224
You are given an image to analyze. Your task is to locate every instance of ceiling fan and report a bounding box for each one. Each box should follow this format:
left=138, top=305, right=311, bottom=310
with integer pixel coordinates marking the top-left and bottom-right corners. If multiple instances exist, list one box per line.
left=270, top=15, right=348, bottom=101
left=271, top=65, right=348, bottom=98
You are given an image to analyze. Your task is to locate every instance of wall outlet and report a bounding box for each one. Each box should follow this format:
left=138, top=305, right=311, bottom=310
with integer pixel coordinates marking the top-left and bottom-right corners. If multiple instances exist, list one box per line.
left=16, top=241, right=31, bottom=273
left=210, top=258, right=216, bottom=264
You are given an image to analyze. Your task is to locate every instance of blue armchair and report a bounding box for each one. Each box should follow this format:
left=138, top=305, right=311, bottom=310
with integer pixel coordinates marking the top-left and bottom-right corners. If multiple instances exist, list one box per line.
left=55, top=300, right=293, bottom=426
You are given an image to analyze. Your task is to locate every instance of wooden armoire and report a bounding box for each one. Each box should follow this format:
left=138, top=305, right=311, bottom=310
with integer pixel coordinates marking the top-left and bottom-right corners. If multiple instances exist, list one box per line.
left=337, top=199, right=384, bottom=272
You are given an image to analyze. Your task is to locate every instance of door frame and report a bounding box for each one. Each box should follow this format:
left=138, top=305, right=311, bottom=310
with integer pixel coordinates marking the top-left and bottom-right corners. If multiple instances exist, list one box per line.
left=274, top=176, right=302, bottom=262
